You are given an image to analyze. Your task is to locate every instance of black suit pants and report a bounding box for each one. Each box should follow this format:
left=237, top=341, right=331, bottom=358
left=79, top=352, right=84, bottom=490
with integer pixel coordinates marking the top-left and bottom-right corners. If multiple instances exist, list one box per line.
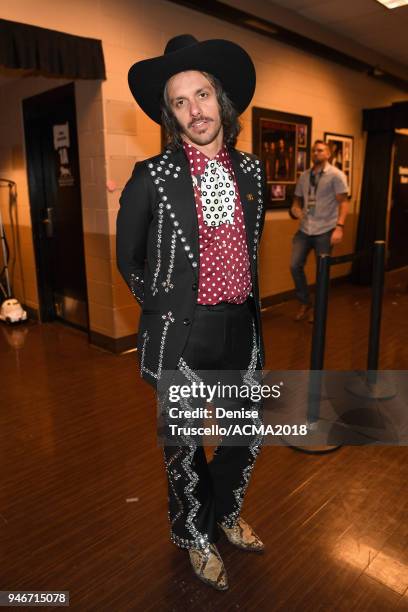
left=162, top=297, right=263, bottom=550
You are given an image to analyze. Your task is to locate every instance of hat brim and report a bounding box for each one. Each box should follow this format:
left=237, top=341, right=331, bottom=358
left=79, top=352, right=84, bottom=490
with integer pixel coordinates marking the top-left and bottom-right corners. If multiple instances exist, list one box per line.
left=128, top=39, right=256, bottom=124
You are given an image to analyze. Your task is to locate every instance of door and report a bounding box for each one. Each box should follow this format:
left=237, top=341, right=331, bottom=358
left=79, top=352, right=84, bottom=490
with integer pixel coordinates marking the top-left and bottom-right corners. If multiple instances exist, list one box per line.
left=23, top=83, right=89, bottom=331
left=388, top=134, right=408, bottom=270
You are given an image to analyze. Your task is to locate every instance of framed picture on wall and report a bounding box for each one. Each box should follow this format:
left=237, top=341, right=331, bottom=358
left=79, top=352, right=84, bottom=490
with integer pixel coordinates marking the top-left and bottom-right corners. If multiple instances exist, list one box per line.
left=252, top=107, right=312, bottom=210
left=271, top=184, right=286, bottom=201
left=297, top=124, right=307, bottom=148
left=324, top=132, right=353, bottom=197
left=296, top=150, right=307, bottom=174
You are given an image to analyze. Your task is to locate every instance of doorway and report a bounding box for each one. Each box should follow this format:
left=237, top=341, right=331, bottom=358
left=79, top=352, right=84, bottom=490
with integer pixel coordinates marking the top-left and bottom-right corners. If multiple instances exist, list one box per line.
left=23, top=82, right=89, bottom=331
left=388, top=133, right=408, bottom=271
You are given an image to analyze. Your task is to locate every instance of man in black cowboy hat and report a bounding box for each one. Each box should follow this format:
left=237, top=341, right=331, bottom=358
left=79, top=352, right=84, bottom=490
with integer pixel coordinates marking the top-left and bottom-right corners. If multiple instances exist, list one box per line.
left=116, top=34, right=267, bottom=591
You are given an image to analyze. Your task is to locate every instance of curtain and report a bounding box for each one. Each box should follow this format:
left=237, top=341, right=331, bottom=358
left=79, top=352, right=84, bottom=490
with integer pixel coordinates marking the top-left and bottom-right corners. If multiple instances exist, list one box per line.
left=0, top=18, right=106, bottom=80
left=351, top=130, right=394, bottom=284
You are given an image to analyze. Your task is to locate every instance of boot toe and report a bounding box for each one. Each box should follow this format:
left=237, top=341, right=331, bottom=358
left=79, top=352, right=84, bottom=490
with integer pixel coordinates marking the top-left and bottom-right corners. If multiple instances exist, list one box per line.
left=188, top=543, right=229, bottom=590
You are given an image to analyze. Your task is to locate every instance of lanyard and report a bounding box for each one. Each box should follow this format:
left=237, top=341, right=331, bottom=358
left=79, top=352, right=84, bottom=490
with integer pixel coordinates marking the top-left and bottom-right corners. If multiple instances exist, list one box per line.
left=308, top=168, right=323, bottom=197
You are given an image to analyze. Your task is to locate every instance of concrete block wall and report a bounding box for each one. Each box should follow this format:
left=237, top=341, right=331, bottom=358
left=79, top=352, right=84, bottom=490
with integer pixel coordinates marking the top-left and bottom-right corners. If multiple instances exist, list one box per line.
left=0, top=0, right=406, bottom=344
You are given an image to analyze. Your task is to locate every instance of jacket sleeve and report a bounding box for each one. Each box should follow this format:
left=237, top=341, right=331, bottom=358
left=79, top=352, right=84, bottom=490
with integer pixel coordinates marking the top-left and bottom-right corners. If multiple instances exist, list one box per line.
left=116, top=161, right=153, bottom=307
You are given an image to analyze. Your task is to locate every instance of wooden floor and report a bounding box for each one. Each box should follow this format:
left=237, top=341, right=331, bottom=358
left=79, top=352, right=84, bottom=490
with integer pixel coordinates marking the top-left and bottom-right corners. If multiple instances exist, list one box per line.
left=1, top=270, right=408, bottom=611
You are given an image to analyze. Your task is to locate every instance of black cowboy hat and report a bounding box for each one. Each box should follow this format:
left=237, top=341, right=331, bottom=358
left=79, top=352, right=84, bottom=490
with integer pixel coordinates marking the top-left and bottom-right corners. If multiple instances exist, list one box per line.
left=128, top=34, right=256, bottom=124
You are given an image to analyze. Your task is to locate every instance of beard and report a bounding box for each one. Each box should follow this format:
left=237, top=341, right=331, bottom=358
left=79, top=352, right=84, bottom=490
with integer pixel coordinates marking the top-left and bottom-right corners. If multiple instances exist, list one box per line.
left=180, top=116, right=223, bottom=147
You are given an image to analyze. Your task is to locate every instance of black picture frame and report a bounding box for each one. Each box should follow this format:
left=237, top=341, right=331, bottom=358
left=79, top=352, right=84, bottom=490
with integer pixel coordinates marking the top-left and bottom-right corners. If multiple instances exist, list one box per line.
left=252, top=107, right=312, bottom=210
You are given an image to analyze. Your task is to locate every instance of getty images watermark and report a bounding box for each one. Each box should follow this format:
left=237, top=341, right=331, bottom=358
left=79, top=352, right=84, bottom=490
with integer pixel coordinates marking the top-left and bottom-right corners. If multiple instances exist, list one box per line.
left=157, top=370, right=408, bottom=446
left=167, top=379, right=282, bottom=403
left=164, top=379, right=308, bottom=441
left=157, top=370, right=310, bottom=445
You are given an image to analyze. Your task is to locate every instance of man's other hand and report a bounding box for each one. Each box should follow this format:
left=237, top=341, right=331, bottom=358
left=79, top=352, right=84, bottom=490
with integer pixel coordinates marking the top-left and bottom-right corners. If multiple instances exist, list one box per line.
left=330, top=227, right=343, bottom=245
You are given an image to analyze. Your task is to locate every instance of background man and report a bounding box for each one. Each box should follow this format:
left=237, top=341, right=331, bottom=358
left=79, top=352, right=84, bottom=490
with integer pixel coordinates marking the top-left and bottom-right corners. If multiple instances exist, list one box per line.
left=290, top=140, right=349, bottom=322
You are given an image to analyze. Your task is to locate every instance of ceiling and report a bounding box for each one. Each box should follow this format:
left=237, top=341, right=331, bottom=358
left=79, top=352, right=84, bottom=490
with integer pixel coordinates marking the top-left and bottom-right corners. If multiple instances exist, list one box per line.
left=267, top=0, right=408, bottom=67
left=1, top=1, right=407, bottom=88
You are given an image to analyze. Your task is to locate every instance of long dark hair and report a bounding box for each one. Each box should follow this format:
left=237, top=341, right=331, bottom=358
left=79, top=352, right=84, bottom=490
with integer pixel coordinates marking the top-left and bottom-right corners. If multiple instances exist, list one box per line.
left=161, top=71, right=241, bottom=151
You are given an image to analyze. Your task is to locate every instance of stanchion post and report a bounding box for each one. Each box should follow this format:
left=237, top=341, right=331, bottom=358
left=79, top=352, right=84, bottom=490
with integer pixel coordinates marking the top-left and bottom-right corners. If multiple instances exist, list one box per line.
left=307, top=254, right=331, bottom=430
left=291, top=253, right=342, bottom=452
left=345, top=240, right=396, bottom=399
left=368, top=241, right=385, bottom=371
left=310, top=254, right=331, bottom=370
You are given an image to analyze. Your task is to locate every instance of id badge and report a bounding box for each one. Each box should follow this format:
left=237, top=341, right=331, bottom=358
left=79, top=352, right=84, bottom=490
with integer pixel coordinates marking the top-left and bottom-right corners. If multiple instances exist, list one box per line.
left=307, top=192, right=316, bottom=216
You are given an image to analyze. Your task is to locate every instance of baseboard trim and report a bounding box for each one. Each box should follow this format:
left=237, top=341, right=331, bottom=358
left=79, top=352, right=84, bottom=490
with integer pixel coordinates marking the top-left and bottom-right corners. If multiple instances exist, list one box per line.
left=260, top=273, right=351, bottom=309
left=25, top=268, right=407, bottom=354
left=23, top=304, right=40, bottom=321
left=89, top=274, right=356, bottom=353
left=89, top=329, right=137, bottom=354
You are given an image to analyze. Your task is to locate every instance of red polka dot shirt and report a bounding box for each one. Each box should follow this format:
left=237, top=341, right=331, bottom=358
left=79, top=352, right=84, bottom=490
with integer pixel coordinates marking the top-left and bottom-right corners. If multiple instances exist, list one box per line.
left=183, top=141, right=252, bottom=305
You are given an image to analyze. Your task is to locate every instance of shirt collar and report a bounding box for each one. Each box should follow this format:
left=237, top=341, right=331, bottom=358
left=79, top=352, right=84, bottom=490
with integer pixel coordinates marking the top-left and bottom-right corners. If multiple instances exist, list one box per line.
left=311, top=161, right=330, bottom=175
left=183, top=141, right=230, bottom=175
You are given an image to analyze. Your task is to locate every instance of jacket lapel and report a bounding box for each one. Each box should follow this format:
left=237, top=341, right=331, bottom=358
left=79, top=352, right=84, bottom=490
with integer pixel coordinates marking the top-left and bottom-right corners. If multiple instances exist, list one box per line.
left=228, top=148, right=257, bottom=272
left=159, top=148, right=200, bottom=279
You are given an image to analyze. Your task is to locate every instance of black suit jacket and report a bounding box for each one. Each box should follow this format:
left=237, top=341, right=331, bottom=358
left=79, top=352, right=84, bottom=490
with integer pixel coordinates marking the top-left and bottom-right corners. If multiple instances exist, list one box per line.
left=116, top=145, right=267, bottom=389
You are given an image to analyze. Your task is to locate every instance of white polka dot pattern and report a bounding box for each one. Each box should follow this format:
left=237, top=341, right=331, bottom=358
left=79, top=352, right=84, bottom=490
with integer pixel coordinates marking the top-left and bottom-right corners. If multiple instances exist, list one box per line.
left=200, top=159, right=235, bottom=227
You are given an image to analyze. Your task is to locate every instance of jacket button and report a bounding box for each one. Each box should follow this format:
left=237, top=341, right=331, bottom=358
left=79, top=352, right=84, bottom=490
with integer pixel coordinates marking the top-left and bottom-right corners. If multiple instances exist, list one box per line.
left=183, top=318, right=190, bottom=325
left=192, top=283, right=198, bottom=290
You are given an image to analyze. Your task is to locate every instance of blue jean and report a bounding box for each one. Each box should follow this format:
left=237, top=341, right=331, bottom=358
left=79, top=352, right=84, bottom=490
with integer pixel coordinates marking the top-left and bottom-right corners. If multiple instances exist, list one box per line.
left=290, top=229, right=334, bottom=305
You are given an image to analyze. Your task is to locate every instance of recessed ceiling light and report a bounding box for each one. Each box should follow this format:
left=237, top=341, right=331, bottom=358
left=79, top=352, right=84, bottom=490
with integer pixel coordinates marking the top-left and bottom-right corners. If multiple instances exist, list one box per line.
left=376, top=0, right=408, bottom=8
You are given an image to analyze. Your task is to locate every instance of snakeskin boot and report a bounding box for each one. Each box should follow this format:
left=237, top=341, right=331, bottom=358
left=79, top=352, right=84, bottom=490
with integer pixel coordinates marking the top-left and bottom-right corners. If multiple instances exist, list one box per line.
left=219, top=517, right=264, bottom=553
left=188, top=543, right=228, bottom=590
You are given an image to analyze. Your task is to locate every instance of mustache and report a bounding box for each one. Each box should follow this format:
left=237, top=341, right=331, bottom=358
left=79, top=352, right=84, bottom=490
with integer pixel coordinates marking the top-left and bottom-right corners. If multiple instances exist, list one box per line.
left=188, top=117, right=213, bottom=128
